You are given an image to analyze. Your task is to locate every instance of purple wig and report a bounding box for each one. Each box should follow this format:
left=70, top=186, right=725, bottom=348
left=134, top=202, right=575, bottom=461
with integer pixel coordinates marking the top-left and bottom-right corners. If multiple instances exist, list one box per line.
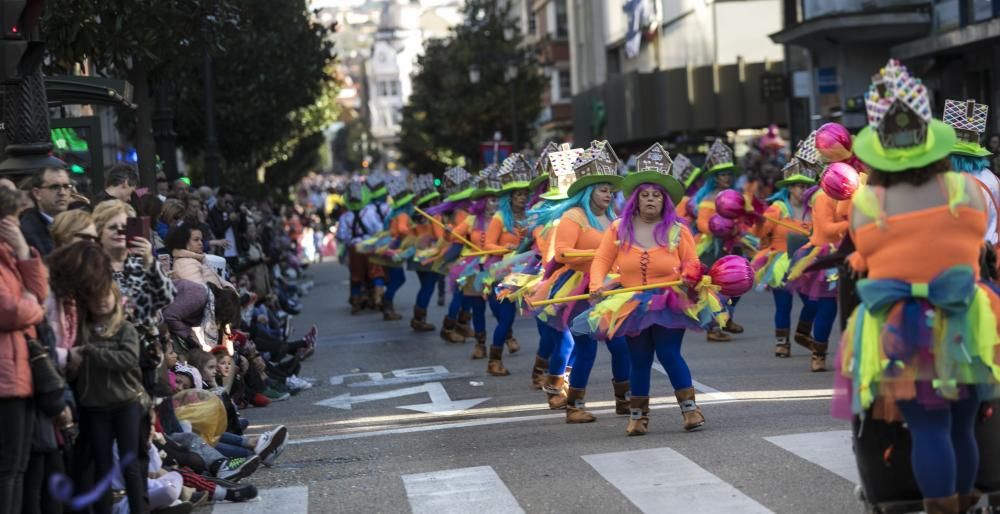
left=466, top=197, right=493, bottom=231
left=425, top=198, right=470, bottom=216
left=617, top=183, right=678, bottom=250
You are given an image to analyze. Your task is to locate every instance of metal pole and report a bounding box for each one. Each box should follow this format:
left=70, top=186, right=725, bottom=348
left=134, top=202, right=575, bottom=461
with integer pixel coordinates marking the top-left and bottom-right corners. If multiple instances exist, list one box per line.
left=203, top=44, right=222, bottom=187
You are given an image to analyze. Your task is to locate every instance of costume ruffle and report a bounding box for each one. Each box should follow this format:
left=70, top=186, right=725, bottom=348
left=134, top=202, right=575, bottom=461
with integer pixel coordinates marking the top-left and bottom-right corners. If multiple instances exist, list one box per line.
left=832, top=266, right=1000, bottom=422
left=529, top=267, right=590, bottom=331
left=785, top=243, right=838, bottom=299
left=752, top=249, right=790, bottom=290
left=490, top=251, right=542, bottom=308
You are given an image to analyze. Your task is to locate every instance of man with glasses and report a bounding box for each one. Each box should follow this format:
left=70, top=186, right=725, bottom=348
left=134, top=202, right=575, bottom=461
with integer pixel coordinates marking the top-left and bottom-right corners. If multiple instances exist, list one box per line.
left=19, top=166, right=72, bottom=255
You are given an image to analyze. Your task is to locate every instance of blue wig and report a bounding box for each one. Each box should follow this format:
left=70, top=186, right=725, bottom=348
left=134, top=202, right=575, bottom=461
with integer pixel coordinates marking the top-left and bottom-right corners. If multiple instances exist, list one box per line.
left=383, top=200, right=415, bottom=231
left=766, top=187, right=792, bottom=219
left=690, top=175, right=718, bottom=215
left=951, top=155, right=990, bottom=174
left=526, top=185, right=616, bottom=230
left=497, top=193, right=520, bottom=232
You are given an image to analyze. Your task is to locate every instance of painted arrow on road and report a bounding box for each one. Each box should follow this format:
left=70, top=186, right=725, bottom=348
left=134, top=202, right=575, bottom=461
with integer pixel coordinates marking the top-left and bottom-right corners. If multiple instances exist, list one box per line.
left=315, top=382, right=490, bottom=415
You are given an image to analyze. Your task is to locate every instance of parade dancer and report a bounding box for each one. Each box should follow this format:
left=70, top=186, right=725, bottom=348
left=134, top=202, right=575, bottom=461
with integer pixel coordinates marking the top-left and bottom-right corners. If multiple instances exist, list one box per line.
left=835, top=60, right=1000, bottom=514
left=358, top=172, right=391, bottom=310
left=575, top=148, right=731, bottom=435
left=335, top=182, right=371, bottom=314
left=529, top=141, right=632, bottom=421
left=432, top=167, right=477, bottom=343
left=691, top=140, right=751, bottom=341
left=407, top=175, right=444, bottom=332
left=751, top=155, right=817, bottom=360
left=377, top=175, right=413, bottom=321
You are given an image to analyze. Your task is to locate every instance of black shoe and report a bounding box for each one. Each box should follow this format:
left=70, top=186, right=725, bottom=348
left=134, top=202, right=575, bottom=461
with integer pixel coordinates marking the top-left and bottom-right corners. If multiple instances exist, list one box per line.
left=216, top=455, right=261, bottom=482
left=152, top=502, right=193, bottom=514
left=225, top=483, right=259, bottom=502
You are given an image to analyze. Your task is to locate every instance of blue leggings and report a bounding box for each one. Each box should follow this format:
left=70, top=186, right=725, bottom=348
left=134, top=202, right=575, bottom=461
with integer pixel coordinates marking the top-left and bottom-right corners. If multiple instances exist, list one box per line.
left=466, top=296, right=487, bottom=333
left=810, top=297, right=838, bottom=344
left=384, top=267, right=406, bottom=303
left=567, top=335, right=631, bottom=389
left=547, top=328, right=579, bottom=375
left=415, top=271, right=438, bottom=310
left=626, top=327, right=691, bottom=397
left=896, top=391, right=980, bottom=498
left=772, top=289, right=817, bottom=330
left=536, top=319, right=558, bottom=361
left=447, top=290, right=468, bottom=319
left=488, top=295, right=516, bottom=348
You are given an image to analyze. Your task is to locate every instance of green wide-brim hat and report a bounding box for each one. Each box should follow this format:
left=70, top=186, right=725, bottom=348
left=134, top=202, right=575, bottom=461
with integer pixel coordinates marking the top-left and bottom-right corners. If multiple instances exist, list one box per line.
left=621, top=171, right=685, bottom=204
left=370, top=185, right=388, bottom=199
left=566, top=175, right=622, bottom=198
left=775, top=175, right=817, bottom=189
left=529, top=174, right=549, bottom=190
left=417, top=191, right=441, bottom=206
left=705, top=162, right=739, bottom=177
left=684, top=167, right=704, bottom=189
left=501, top=181, right=531, bottom=192
left=392, top=193, right=415, bottom=208
left=854, top=119, right=956, bottom=172
left=345, top=199, right=365, bottom=211
left=468, top=187, right=500, bottom=200
left=444, top=187, right=475, bottom=202
left=539, top=188, right=568, bottom=201
left=951, top=140, right=992, bottom=158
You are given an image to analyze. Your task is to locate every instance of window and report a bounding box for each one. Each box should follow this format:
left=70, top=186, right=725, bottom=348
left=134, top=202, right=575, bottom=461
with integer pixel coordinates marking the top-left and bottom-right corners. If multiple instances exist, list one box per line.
left=377, top=80, right=400, bottom=97
left=528, top=8, right=536, bottom=35
left=555, top=0, right=568, bottom=39
left=558, top=69, right=571, bottom=101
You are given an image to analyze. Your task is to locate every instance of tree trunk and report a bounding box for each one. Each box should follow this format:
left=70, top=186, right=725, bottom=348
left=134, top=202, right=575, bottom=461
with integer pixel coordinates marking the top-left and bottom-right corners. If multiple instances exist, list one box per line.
left=129, top=61, right=157, bottom=188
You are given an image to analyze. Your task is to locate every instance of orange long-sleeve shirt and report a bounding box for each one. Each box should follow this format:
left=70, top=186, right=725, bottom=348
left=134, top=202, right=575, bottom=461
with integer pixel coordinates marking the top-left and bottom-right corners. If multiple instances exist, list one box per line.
left=695, top=200, right=716, bottom=235
left=810, top=192, right=848, bottom=246
left=554, top=208, right=607, bottom=273
left=445, top=209, right=469, bottom=244
left=676, top=197, right=692, bottom=223
left=590, top=220, right=698, bottom=290
left=452, top=216, right=489, bottom=250
left=413, top=215, right=445, bottom=238
left=753, top=203, right=809, bottom=253
left=390, top=213, right=412, bottom=238
left=484, top=214, right=525, bottom=251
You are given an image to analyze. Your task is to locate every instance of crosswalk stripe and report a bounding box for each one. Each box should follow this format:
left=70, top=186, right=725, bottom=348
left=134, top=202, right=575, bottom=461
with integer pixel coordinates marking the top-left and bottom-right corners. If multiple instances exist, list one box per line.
left=212, top=485, right=309, bottom=513
left=402, top=465, right=525, bottom=514
left=765, top=430, right=859, bottom=484
left=583, top=447, right=774, bottom=514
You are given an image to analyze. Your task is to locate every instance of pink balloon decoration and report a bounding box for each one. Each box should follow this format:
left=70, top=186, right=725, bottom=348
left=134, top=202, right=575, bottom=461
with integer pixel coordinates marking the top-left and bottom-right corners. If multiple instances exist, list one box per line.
left=709, top=255, right=754, bottom=297
left=708, top=214, right=736, bottom=238
left=820, top=162, right=861, bottom=201
left=714, top=190, right=745, bottom=219
left=815, top=122, right=854, bottom=163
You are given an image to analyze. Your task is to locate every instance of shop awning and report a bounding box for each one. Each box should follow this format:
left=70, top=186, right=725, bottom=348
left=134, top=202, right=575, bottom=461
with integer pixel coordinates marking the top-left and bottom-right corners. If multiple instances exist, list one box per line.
left=45, top=76, right=135, bottom=109
left=770, top=10, right=931, bottom=50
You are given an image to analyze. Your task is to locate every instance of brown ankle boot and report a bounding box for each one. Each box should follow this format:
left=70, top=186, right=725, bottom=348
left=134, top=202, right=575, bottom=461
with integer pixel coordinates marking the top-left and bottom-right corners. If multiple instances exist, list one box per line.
left=958, top=490, right=982, bottom=512
left=723, top=319, right=744, bottom=334
left=470, top=333, right=487, bottom=359
left=811, top=342, right=828, bottom=372
left=923, top=495, right=960, bottom=514
left=566, top=388, right=596, bottom=423
left=706, top=328, right=731, bottom=342
left=486, top=346, right=510, bottom=376
left=410, top=307, right=435, bottom=332
left=625, top=396, right=650, bottom=436
left=350, top=296, right=363, bottom=315
left=456, top=311, right=473, bottom=337
left=675, top=387, right=705, bottom=432
left=612, top=380, right=631, bottom=415
left=372, top=286, right=385, bottom=311
left=505, top=334, right=520, bottom=354
left=543, top=374, right=568, bottom=409
left=530, top=356, right=548, bottom=390
left=775, top=329, right=791, bottom=358
left=440, top=317, right=461, bottom=342
left=382, top=302, right=403, bottom=321
left=794, top=321, right=815, bottom=351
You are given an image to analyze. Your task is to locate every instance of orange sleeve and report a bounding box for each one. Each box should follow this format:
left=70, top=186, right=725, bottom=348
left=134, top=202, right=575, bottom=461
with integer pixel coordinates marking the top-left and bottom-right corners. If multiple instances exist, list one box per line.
left=696, top=202, right=715, bottom=235
left=812, top=193, right=849, bottom=245
left=835, top=197, right=851, bottom=220
left=397, top=213, right=412, bottom=237
left=589, top=222, right=619, bottom=291
left=451, top=217, right=470, bottom=240
left=554, top=211, right=590, bottom=266
left=753, top=205, right=780, bottom=240
left=431, top=215, right=445, bottom=239
left=678, top=225, right=698, bottom=264
left=483, top=215, right=507, bottom=251
left=675, top=198, right=689, bottom=218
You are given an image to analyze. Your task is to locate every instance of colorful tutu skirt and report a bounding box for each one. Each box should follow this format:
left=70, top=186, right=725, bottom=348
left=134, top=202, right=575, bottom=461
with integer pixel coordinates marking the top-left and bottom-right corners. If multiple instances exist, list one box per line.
left=570, top=283, right=729, bottom=341
left=451, top=254, right=502, bottom=296
left=529, top=267, right=590, bottom=332
left=785, top=243, right=838, bottom=299
left=405, top=235, right=440, bottom=272
left=831, top=266, right=1000, bottom=422
left=751, top=249, right=790, bottom=291
left=493, top=253, right=543, bottom=310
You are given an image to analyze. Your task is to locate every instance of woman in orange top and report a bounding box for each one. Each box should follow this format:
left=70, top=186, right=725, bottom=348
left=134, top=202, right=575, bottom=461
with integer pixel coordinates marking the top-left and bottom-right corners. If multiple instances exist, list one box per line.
left=407, top=188, right=445, bottom=332
left=448, top=184, right=499, bottom=356
left=577, top=168, right=727, bottom=436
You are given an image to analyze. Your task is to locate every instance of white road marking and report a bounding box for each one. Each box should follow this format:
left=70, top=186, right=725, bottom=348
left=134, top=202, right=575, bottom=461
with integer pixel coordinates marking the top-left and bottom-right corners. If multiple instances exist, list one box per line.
left=652, top=363, right=735, bottom=400
left=402, top=466, right=525, bottom=514
left=212, top=486, right=308, bottom=514
left=316, top=381, right=489, bottom=414
left=329, top=371, right=384, bottom=386
left=583, top=447, right=773, bottom=514
left=765, top=430, right=859, bottom=484
left=330, top=366, right=462, bottom=387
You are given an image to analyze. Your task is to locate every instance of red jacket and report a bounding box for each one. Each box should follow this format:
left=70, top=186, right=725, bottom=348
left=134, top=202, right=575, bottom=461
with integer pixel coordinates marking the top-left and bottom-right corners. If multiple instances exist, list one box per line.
left=0, top=243, right=48, bottom=398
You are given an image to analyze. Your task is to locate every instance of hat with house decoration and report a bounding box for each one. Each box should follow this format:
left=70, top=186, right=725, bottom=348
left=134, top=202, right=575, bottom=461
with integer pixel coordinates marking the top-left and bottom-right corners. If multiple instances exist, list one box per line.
left=415, top=174, right=441, bottom=206
left=346, top=181, right=366, bottom=211
left=539, top=143, right=584, bottom=201
left=776, top=130, right=823, bottom=188
left=469, top=166, right=502, bottom=200
left=854, top=59, right=956, bottom=172
left=943, top=98, right=991, bottom=158
left=702, top=139, right=738, bottom=176
left=497, top=153, right=533, bottom=192
left=387, top=175, right=414, bottom=208
left=366, top=171, right=389, bottom=198
left=566, top=140, right=623, bottom=197
left=443, top=167, right=473, bottom=202
left=530, top=142, right=560, bottom=190
left=621, top=143, right=685, bottom=203
left=671, top=153, right=700, bottom=189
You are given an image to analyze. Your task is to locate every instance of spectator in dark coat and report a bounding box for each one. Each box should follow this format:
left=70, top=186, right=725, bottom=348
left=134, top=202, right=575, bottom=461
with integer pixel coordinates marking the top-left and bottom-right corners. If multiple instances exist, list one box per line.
left=19, top=167, right=72, bottom=256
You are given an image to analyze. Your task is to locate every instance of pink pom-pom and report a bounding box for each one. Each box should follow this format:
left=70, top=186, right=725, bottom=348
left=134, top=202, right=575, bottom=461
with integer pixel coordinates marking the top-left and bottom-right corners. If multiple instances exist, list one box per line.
left=708, top=214, right=737, bottom=238
left=714, top=190, right=745, bottom=219
left=815, top=123, right=854, bottom=163
left=709, top=255, right=754, bottom=297
left=820, top=162, right=861, bottom=201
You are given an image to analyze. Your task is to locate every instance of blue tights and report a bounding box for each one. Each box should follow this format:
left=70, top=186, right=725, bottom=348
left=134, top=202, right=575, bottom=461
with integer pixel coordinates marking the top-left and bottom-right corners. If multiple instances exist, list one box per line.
left=567, top=335, right=631, bottom=389
left=536, top=319, right=557, bottom=361
left=772, top=289, right=817, bottom=330
left=488, top=295, right=516, bottom=348
left=810, top=297, right=838, bottom=344
left=896, top=391, right=980, bottom=498
left=547, top=328, right=578, bottom=375
left=626, top=327, right=691, bottom=397
left=385, top=267, right=406, bottom=303
left=415, top=271, right=438, bottom=310
left=466, top=296, right=486, bottom=333
left=447, top=291, right=467, bottom=319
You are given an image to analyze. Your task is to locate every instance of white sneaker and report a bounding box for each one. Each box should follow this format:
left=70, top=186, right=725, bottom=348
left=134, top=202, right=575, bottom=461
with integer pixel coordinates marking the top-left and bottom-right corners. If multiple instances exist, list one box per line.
left=286, top=375, right=312, bottom=391
left=254, top=425, right=288, bottom=466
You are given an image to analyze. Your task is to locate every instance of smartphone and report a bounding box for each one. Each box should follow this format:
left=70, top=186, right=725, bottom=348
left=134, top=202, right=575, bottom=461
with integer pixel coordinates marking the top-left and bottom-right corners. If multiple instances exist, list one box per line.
left=125, top=216, right=151, bottom=244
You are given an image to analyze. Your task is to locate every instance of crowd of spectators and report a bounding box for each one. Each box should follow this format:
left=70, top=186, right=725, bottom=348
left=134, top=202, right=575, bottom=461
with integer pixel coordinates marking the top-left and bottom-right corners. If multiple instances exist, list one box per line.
left=1, top=162, right=319, bottom=514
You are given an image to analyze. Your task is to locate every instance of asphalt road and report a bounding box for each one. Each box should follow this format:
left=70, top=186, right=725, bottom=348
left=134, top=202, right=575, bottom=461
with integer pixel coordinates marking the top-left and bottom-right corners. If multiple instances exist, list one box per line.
left=223, top=261, right=866, bottom=514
